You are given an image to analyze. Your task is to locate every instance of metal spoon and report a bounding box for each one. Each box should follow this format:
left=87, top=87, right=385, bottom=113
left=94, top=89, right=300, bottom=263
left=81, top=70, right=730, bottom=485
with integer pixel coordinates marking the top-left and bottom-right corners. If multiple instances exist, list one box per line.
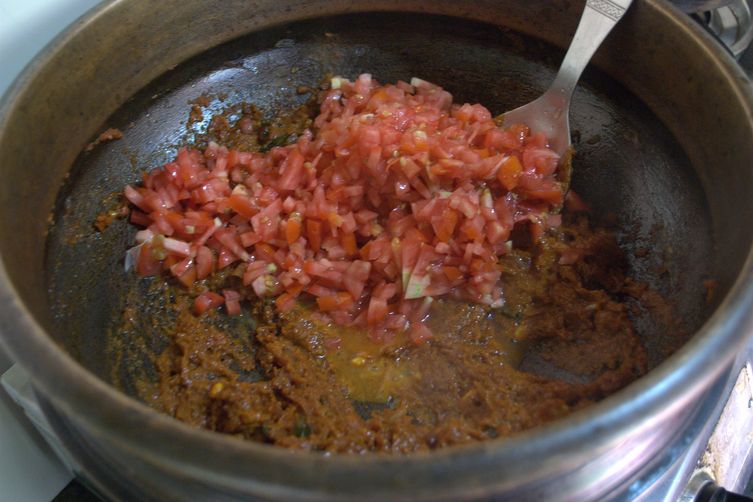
left=503, top=0, right=634, bottom=159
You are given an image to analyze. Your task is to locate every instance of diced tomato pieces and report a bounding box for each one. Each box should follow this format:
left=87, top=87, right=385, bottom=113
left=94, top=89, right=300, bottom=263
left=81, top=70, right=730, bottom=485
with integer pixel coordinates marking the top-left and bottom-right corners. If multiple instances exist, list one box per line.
left=409, top=323, right=433, bottom=344
left=124, top=74, right=566, bottom=346
left=442, top=266, right=463, bottom=282
left=223, top=289, right=242, bottom=316
left=227, top=194, right=257, bottom=219
left=340, top=232, right=357, bottom=257
left=367, top=297, right=388, bottom=325
left=196, top=246, right=214, bottom=279
left=433, top=208, right=458, bottom=243
left=285, top=216, right=302, bottom=245
left=217, top=247, right=237, bottom=269
left=317, top=292, right=354, bottom=312
left=176, top=265, right=197, bottom=288
left=136, top=243, right=162, bottom=276
left=497, top=155, right=523, bottom=190
left=343, top=260, right=371, bottom=300
left=193, top=292, right=224, bottom=315
left=306, top=219, right=323, bottom=252
left=278, top=148, right=305, bottom=190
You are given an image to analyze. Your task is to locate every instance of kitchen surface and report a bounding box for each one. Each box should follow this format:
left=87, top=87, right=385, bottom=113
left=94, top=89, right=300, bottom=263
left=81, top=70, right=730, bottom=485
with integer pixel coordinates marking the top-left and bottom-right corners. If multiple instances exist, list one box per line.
left=0, top=3, right=100, bottom=500
left=2, top=0, right=753, bottom=500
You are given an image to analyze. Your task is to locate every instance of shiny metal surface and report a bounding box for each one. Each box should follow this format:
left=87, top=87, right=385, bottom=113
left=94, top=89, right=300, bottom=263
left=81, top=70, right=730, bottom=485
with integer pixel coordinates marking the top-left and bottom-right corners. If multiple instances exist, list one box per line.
left=1, top=0, right=753, bottom=500
left=504, top=0, right=634, bottom=157
left=672, top=0, right=737, bottom=12
left=700, top=364, right=753, bottom=493
left=708, top=0, right=753, bottom=57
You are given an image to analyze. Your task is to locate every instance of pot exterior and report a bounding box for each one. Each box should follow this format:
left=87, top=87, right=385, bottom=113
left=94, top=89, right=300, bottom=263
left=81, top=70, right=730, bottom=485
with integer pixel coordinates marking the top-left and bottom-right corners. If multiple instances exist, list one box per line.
left=1, top=0, right=753, bottom=500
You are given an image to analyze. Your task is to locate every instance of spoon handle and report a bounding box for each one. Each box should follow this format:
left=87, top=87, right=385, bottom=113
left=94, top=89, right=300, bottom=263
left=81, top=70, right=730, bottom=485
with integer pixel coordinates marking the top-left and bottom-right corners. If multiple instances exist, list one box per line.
left=550, top=0, right=634, bottom=101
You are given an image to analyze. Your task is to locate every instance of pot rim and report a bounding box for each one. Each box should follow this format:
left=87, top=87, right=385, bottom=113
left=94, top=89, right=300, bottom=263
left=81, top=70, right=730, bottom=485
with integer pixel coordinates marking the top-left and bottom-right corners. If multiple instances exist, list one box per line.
left=1, top=0, right=753, bottom=494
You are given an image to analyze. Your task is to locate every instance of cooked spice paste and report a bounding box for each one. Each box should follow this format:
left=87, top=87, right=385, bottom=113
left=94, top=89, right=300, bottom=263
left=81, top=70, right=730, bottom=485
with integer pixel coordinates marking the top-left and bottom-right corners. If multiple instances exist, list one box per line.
left=120, top=76, right=650, bottom=453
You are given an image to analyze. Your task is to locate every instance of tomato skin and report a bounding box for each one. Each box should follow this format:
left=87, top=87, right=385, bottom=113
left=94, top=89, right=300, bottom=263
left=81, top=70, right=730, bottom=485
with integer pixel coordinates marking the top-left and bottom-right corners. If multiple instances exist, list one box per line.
left=242, top=261, right=267, bottom=286
left=275, top=292, right=297, bottom=312
left=124, top=185, right=149, bottom=212
left=525, top=187, right=563, bottom=205
left=278, top=148, right=305, bottom=190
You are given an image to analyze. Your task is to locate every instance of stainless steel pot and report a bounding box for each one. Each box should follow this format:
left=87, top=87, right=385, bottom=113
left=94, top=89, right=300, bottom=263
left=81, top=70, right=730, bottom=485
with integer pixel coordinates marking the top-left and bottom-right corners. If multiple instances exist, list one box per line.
left=1, top=0, right=753, bottom=500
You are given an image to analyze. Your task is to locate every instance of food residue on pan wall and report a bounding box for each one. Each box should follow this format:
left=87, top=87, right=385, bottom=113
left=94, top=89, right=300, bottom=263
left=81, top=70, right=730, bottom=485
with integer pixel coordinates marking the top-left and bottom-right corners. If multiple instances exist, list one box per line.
left=84, top=127, right=123, bottom=152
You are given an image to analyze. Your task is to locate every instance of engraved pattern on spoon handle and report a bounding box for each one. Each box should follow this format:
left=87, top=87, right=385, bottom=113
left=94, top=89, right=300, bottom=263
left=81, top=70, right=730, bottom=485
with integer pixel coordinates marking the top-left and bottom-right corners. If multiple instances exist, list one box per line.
left=587, top=0, right=629, bottom=21
left=550, top=0, right=634, bottom=100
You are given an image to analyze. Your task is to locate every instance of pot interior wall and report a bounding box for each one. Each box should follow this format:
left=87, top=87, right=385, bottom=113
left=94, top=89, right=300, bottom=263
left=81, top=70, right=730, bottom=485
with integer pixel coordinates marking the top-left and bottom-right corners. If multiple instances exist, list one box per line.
left=41, top=13, right=712, bottom=390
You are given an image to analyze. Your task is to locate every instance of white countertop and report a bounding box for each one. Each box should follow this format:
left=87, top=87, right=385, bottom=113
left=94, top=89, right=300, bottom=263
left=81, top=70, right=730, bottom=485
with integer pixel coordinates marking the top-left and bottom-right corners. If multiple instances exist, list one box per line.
left=0, top=1, right=101, bottom=500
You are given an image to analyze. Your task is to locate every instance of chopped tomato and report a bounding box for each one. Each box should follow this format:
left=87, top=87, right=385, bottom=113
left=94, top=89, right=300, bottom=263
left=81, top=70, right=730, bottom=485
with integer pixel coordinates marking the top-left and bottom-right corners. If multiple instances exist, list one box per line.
left=275, top=291, right=297, bottom=312
left=306, top=219, right=323, bottom=252
left=433, top=208, right=458, bottom=243
left=176, top=265, right=197, bottom=288
left=442, top=266, right=463, bottom=282
left=340, top=232, right=357, bottom=257
left=136, top=243, right=162, bottom=276
left=343, top=260, right=371, bottom=300
left=193, top=292, right=224, bottom=315
left=285, top=216, right=302, bottom=244
left=223, top=289, right=242, bottom=316
left=125, top=74, right=565, bottom=345
left=525, top=186, right=563, bottom=205
left=367, top=297, right=388, bottom=325
left=227, top=194, right=257, bottom=219
left=409, top=322, right=433, bottom=344
left=317, top=292, right=354, bottom=312
left=497, top=155, right=523, bottom=190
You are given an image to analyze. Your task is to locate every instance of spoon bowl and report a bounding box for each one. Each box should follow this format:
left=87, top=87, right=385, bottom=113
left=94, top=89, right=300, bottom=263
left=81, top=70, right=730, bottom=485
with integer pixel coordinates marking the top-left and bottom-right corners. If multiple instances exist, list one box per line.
left=504, top=0, right=635, bottom=160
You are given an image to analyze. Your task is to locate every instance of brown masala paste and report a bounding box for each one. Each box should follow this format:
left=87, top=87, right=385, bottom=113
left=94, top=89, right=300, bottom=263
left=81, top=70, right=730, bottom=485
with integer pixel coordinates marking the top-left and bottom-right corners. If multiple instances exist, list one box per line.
left=118, top=215, right=647, bottom=454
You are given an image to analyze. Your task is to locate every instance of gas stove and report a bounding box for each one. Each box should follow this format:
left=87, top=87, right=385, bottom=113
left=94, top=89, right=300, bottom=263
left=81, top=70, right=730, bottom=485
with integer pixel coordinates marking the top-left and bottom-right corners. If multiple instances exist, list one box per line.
left=1, top=1, right=753, bottom=500
left=693, top=0, right=753, bottom=71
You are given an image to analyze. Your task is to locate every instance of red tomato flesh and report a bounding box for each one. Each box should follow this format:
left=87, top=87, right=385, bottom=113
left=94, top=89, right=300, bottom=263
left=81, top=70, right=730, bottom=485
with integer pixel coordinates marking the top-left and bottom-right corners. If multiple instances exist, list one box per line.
left=124, top=74, right=564, bottom=344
